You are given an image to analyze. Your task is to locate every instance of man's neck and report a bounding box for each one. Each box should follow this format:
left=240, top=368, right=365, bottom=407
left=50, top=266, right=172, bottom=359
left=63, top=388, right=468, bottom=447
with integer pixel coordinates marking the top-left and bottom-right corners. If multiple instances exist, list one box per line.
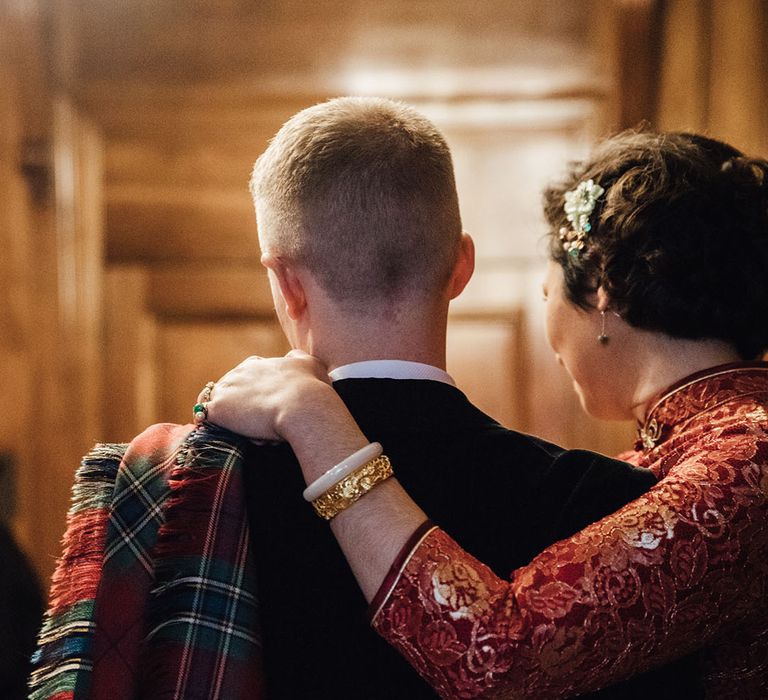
left=300, top=302, right=449, bottom=373
left=323, top=344, right=447, bottom=373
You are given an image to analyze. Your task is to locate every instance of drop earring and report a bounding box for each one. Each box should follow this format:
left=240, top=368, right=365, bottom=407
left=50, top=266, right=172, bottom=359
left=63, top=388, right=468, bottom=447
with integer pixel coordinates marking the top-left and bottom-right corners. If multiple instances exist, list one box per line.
left=598, top=310, right=609, bottom=344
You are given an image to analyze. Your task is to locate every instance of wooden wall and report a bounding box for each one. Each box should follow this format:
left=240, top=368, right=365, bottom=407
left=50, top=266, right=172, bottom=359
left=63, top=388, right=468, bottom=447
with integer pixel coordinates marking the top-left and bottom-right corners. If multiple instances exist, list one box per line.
left=608, top=0, right=768, bottom=154
left=0, top=4, right=39, bottom=555
left=3, top=0, right=767, bottom=584
left=0, top=3, right=105, bottom=579
left=656, top=0, right=768, bottom=154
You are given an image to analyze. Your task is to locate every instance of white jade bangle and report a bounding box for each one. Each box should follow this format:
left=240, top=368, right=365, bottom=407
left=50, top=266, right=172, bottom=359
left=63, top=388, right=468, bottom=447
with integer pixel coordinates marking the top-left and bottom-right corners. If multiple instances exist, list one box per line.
left=302, top=442, right=383, bottom=502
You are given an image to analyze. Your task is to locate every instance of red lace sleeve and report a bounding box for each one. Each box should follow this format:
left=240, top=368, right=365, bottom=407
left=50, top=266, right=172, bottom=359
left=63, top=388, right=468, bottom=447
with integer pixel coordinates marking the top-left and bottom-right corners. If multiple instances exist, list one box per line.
left=371, top=427, right=768, bottom=698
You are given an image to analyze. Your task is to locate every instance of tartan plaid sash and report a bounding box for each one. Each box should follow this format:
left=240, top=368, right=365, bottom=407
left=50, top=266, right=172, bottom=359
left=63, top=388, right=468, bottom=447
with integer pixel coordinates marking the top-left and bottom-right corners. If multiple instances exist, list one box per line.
left=30, top=423, right=264, bottom=699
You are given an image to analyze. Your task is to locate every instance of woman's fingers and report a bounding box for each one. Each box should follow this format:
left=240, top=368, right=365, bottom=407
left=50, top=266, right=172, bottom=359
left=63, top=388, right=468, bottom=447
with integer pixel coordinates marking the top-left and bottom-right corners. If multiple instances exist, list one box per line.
left=195, top=353, right=332, bottom=440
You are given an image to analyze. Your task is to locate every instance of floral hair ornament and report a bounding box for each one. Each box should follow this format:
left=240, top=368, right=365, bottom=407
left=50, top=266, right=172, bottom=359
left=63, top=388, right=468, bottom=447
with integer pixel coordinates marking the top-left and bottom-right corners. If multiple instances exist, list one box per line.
left=559, top=178, right=605, bottom=259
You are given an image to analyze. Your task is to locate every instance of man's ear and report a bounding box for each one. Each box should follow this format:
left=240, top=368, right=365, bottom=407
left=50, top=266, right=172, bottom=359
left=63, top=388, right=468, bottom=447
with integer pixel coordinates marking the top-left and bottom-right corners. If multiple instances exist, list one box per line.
left=260, top=252, right=307, bottom=321
left=448, top=232, right=475, bottom=300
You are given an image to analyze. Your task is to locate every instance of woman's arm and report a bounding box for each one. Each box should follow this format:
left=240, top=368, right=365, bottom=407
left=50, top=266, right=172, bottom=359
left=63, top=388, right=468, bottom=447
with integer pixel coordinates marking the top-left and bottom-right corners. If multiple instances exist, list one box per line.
left=207, top=354, right=768, bottom=698
left=207, top=353, right=428, bottom=599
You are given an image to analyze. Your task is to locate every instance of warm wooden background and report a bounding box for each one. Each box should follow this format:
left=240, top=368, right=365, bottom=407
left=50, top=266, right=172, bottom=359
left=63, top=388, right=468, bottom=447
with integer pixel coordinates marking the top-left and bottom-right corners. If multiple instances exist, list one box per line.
left=2, top=0, right=767, bottom=584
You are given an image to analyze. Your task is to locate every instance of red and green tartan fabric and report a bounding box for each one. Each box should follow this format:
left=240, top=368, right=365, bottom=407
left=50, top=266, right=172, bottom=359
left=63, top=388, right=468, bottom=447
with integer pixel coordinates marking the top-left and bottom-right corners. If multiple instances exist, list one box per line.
left=29, top=422, right=264, bottom=699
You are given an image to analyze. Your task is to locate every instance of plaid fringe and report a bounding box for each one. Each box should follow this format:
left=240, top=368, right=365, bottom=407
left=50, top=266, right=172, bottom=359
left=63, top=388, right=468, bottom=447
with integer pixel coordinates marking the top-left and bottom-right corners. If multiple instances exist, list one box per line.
left=29, top=443, right=126, bottom=700
left=29, top=424, right=264, bottom=699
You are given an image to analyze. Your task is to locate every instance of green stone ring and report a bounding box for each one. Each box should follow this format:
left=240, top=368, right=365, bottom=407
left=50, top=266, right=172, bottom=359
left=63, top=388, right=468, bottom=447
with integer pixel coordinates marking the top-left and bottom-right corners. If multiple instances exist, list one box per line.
left=193, top=402, right=208, bottom=423
left=193, top=381, right=216, bottom=424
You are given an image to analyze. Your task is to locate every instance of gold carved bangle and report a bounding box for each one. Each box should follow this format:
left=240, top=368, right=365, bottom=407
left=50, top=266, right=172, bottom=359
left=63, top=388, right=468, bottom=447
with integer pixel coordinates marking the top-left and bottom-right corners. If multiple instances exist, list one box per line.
left=311, top=455, right=393, bottom=520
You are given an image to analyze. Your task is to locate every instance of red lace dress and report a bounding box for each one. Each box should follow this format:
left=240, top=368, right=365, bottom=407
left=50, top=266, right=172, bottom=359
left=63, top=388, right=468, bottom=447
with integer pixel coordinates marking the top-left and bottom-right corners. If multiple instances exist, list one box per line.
left=370, top=364, right=768, bottom=698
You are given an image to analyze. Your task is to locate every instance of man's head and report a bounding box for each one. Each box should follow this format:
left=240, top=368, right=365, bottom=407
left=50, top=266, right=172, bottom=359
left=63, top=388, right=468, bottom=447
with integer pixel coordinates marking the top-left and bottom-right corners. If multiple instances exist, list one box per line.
left=250, top=97, right=465, bottom=314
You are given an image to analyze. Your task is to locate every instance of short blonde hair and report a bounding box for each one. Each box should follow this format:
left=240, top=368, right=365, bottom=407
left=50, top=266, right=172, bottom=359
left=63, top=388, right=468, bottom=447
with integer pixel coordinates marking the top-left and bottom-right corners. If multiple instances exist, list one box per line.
left=250, top=97, right=462, bottom=306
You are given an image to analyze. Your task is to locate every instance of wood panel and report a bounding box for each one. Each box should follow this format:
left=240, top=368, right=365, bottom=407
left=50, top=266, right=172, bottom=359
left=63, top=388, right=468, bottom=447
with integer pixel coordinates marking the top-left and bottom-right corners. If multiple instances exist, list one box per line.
left=0, top=57, right=33, bottom=362
left=156, top=320, right=289, bottom=426
left=613, top=0, right=664, bottom=129
left=708, top=0, right=768, bottom=154
left=103, top=267, right=159, bottom=442
left=25, top=97, right=105, bottom=581
left=102, top=260, right=281, bottom=441
left=441, top=109, right=596, bottom=276
left=447, top=313, right=524, bottom=431
left=50, top=97, right=104, bottom=445
left=72, top=0, right=601, bottom=87
left=1, top=2, right=52, bottom=145
left=0, top=21, right=37, bottom=553
left=106, top=137, right=268, bottom=189
left=106, top=184, right=258, bottom=262
left=147, top=264, right=273, bottom=318
left=78, top=86, right=321, bottom=140
left=655, top=0, right=710, bottom=133
left=101, top=263, right=283, bottom=440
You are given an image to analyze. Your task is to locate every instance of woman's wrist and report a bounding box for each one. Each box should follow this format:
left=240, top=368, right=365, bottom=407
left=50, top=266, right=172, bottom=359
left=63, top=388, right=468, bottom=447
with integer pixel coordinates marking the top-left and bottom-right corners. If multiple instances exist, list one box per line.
left=275, top=379, right=370, bottom=485
left=329, top=477, right=429, bottom=601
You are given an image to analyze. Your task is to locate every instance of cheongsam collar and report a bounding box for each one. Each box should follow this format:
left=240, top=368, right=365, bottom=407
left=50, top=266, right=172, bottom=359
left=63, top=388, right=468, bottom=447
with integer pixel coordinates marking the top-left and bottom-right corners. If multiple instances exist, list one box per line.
left=636, top=361, right=768, bottom=451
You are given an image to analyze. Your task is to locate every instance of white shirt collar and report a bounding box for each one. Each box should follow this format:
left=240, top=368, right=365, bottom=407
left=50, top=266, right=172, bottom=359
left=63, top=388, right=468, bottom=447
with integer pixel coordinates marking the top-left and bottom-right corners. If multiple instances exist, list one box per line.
left=328, top=360, right=455, bottom=386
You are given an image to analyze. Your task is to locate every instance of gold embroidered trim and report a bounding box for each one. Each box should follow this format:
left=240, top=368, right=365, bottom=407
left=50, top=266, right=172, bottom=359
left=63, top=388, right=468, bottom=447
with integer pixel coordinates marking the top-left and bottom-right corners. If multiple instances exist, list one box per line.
left=643, top=366, right=768, bottom=426
left=370, top=525, right=439, bottom=625
left=640, top=366, right=768, bottom=450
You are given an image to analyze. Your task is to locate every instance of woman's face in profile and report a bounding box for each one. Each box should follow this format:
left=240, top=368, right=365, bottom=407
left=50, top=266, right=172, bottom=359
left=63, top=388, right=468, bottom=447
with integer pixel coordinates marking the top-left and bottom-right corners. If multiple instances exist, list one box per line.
left=542, top=260, right=626, bottom=420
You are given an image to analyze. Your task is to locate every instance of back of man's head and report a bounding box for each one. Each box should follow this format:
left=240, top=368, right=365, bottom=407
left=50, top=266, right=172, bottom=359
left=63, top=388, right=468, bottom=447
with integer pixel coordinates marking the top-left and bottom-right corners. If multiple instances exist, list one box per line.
left=250, top=97, right=463, bottom=311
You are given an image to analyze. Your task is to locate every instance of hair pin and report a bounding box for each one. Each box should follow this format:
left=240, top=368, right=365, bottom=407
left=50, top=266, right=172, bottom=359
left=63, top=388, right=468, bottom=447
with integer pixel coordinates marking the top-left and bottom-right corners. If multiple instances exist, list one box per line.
left=559, top=179, right=604, bottom=259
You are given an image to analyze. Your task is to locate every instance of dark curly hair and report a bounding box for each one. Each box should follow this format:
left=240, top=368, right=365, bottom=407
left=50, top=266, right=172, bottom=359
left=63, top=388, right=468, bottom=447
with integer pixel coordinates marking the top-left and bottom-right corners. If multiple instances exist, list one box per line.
left=543, top=130, right=768, bottom=359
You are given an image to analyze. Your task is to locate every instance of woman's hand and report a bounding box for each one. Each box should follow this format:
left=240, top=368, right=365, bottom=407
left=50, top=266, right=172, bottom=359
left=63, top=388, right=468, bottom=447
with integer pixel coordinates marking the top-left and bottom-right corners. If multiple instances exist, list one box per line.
left=203, top=350, right=334, bottom=442
left=203, top=351, right=370, bottom=477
